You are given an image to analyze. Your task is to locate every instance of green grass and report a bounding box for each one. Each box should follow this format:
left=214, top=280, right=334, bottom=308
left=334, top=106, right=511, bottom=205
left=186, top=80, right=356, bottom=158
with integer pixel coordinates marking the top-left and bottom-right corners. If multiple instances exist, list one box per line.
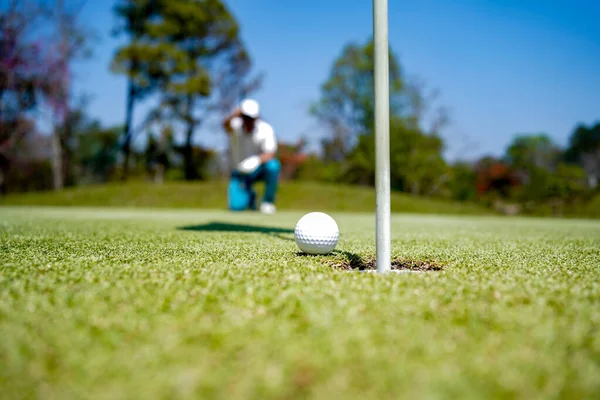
left=1, top=206, right=599, bottom=399
left=0, top=181, right=489, bottom=215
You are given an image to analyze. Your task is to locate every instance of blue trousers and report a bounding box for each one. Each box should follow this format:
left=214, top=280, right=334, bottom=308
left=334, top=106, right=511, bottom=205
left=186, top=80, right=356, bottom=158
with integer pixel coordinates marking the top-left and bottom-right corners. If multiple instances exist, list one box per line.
left=228, top=159, right=280, bottom=211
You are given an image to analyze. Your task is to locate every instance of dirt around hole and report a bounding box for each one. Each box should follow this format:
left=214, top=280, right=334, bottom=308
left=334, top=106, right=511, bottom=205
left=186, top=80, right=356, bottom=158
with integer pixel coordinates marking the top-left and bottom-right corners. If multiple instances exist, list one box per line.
left=324, top=252, right=445, bottom=272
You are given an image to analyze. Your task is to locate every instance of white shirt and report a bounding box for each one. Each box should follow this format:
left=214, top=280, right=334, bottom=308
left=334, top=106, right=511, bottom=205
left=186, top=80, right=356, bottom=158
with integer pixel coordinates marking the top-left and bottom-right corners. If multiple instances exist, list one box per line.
left=228, top=116, right=277, bottom=169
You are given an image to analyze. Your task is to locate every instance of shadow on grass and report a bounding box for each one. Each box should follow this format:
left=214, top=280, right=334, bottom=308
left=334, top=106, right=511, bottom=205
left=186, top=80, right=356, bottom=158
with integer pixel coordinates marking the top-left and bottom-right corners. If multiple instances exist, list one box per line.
left=177, top=221, right=295, bottom=241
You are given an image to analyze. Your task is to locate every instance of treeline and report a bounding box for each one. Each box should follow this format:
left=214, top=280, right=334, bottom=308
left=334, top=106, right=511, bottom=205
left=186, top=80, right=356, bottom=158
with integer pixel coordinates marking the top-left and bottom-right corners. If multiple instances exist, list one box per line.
left=293, top=38, right=599, bottom=215
left=1, top=1, right=598, bottom=216
left=2, top=0, right=258, bottom=192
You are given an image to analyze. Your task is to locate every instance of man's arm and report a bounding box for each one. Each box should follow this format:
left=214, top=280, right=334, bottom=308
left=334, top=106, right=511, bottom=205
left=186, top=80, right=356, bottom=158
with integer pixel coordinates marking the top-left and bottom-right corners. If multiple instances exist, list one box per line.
left=259, top=152, right=275, bottom=163
left=236, top=122, right=277, bottom=174
left=222, top=108, right=242, bottom=134
left=258, top=124, right=277, bottom=163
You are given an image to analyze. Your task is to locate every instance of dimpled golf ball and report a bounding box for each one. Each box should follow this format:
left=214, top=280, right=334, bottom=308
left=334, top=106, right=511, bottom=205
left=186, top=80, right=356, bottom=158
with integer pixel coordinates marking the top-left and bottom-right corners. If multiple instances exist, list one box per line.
left=294, top=212, right=339, bottom=254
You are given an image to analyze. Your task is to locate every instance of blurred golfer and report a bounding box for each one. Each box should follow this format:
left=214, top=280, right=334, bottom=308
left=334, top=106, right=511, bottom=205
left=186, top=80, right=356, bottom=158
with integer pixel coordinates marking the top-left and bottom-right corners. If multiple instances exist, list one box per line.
left=223, top=99, right=280, bottom=214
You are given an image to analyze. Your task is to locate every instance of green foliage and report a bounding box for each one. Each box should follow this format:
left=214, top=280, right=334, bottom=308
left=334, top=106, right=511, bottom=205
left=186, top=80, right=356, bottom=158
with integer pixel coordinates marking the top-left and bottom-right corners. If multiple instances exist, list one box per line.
left=311, top=38, right=405, bottom=155
left=3, top=159, right=54, bottom=194
left=448, top=162, right=478, bottom=201
left=502, top=133, right=591, bottom=209
left=546, top=163, right=588, bottom=199
left=144, top=125, right=174, bottom=170
left=565, top=122, right=600, bottom=163
left=154, top=0, right=258, bottom=114
left=503, top=134, right=553, bottom=203
left=390, top=123, right=446, bottom=195
left=74, top=123, right=122, bottom=183
left=172, top=145, right=217, bottom=181
left=309, top=38, right=449, bottom=196
left=47, top=107, right=122, bottom=186
left=111, top=0, right=168, bottom=180
left=511, top=170, right=548, bottom=205
left=509, top=165, right=589, bottom=217
left=345, top=118, right=447, bottom=195
left=112, top=0, right=260, bottom=181
left=564, top=122, right=600, bottom=188
left=505, top=133, right=560, bottom=171
left=111, top=0, right=163, bottom=93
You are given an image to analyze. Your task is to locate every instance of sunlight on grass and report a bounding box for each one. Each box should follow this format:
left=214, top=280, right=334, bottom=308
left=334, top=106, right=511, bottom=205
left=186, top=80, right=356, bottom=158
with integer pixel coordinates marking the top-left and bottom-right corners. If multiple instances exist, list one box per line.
left=1, top=207, right=599, bottom=399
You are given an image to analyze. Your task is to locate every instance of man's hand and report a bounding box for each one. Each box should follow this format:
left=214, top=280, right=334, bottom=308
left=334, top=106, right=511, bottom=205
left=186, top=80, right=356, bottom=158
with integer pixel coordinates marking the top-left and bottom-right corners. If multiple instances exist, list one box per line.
left=222, top=107, right=243, bottom=134
left=237, top=155, right=261, bottom=174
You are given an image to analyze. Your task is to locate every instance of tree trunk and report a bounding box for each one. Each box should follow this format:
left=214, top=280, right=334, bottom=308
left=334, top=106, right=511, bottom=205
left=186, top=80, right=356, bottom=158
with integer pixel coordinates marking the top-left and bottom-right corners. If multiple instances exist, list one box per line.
left=62, top=121, right=71, bottom=186
left=121, top=78, right=136, bottom=180
left=183, top=95, right=197, bottom=181
left=582, top=152, right=599, bottom=189
left=53, top=0, right=66, bottom=190
left=0, top=168, right=5, bottom=195
left=154, top=164, right=165, bottom=184
left=0, top=151, right=9, bottom=195
left=183, top=122, right=196, bottom=180
left=51, top=130, right=63, bottom=190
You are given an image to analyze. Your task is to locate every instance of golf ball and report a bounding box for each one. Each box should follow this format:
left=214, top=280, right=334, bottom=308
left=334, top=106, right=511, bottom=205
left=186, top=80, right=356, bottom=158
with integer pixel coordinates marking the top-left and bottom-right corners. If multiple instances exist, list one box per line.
left=294, top=212, right=339, bottom=254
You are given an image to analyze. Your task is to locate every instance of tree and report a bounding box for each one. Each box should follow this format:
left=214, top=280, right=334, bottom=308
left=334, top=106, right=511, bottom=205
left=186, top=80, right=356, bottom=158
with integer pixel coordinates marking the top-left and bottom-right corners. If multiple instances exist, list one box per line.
left=2, top=130, right=54, bottom=194
left=505, top=133, right=560, bottom=172
left=347, top=117, right=447, bottom=194
left=156, top=0, right=260, bottom=180
left=111, top=0, right=162, bottom=180
left=1, top=0, right=92, bottom=193
left=547, top=164, right=587, bottom=199
left=564, top=122, right=600, bottom=189
left=448, top=162, right=477, bottom=202
left=0, top=0, right=47, bottom=193
left=311, top=39, right=405, bottom=156
left=475, top=156, right=520, bottom=199
left=42, top=105, right=122, bottom=186
left=503, top=134, right=565, bottom=203
left=144, top=124, right=174, bottom=183
left=113, top=0, right=261, bottom=181
left=311, top=38, right=449, bottom=193
left=26, top=0, right=94, bottom=190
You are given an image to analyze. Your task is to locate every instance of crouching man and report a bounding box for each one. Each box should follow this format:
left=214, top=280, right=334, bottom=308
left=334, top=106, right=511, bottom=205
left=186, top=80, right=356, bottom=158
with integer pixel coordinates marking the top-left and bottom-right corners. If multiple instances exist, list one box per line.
left=223, top=99, right=280, bottom=214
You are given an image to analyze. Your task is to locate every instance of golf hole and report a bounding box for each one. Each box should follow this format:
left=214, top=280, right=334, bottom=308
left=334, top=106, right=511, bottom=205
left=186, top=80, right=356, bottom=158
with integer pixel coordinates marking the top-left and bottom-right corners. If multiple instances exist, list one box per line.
left=335, top=258, right=445, bottom=273
left=296, top=251, right=446, bottom=273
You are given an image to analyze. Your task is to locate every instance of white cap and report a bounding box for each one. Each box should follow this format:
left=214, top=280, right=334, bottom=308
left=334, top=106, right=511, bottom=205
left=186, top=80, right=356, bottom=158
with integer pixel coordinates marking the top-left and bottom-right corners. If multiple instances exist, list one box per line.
left=240, top=98, right=260, bottom=118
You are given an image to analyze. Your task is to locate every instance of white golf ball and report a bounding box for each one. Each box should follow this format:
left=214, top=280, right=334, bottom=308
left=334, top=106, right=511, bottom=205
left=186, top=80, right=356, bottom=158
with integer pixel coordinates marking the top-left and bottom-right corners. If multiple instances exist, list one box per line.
left=294, top=212, right=339, bottom=254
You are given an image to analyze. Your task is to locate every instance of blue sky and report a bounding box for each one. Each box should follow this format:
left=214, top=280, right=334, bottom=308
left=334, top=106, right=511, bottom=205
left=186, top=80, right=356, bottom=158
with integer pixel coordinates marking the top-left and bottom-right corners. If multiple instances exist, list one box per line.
left=72, top=0, right=600, bottom=160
